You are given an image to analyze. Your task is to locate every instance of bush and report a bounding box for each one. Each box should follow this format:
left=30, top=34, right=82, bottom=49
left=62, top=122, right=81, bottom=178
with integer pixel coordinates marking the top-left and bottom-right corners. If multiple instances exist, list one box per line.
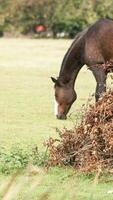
left=0, top=145, right=48, bottom=174
left=46, top=90, right=113, bottom=173
left=1, top=0, right=113, bottom=38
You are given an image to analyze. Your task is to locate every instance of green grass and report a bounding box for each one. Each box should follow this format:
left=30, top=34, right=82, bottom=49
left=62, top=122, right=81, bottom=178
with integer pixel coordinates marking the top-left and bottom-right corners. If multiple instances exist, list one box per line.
left=0, top=38, right=113, bottom=199
left=0, top=38, right=97, bottom=150
left=1, top=167, right=113, bottom=200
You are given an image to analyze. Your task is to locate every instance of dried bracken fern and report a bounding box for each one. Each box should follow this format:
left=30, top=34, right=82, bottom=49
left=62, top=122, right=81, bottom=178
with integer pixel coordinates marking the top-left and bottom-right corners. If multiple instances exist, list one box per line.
left=46, top=90, right=113, bottom=173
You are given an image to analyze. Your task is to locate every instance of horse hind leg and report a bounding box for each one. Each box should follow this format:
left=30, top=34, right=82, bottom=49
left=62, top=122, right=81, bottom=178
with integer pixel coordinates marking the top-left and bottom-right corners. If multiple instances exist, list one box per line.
left=91, top=66, right=107, bottom=101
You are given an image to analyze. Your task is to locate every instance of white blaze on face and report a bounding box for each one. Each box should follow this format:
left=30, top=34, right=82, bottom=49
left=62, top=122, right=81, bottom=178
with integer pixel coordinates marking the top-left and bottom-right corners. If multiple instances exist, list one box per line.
left=54, top=99, right=58, bottom=116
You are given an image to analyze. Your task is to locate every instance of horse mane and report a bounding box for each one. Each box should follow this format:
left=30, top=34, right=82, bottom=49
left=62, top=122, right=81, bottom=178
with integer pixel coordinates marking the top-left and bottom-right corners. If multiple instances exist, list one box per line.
left=74, top=28, right=88, bottom=42
left=59, top=28, right=88, bottom=77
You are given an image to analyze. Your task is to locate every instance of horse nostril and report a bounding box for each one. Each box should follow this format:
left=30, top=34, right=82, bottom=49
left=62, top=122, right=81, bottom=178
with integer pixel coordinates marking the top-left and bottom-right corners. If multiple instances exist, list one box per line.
left=56, top=114, right=67, bottom=120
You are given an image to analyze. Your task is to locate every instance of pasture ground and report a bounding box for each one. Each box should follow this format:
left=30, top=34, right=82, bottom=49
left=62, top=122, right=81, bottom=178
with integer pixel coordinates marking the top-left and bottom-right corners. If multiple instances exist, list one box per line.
left=0, top=38, right=113, bottom=199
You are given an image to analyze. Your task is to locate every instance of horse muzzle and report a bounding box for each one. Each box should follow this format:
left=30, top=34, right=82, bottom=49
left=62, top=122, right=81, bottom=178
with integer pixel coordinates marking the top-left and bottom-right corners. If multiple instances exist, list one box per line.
left=56, top=114, right=67, bottom=120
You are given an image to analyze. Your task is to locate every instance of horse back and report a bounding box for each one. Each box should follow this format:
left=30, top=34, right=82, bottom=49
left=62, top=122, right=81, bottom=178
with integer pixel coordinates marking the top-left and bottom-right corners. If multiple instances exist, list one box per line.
left=84, top=19, right=113, bottom=66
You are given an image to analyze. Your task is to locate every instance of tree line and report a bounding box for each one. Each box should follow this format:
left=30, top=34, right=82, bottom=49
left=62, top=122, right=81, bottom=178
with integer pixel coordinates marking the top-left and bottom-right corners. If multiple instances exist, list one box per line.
left=0, top=0, right=113, bottom=38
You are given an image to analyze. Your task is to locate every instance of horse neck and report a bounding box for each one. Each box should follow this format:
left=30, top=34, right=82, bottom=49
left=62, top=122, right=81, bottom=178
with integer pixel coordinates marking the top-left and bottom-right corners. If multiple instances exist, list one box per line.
left=59, top=40, right=84, bottom=87
left=59, top=64, right=82, bottom=88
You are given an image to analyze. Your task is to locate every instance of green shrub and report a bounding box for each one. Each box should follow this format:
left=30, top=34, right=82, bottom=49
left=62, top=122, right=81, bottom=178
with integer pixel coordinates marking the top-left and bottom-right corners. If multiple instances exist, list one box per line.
left=1, top=0, right=113, bottom=38
left=0, top=146, right=29, bottom=174
left=0, top=145, right=48, bottom=174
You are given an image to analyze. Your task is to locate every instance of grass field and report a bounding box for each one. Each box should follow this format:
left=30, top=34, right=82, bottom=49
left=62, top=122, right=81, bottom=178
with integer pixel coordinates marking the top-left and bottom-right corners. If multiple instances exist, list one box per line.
left=0, top=38, right=96, bottom=150
left=0, top=38, right=113, bottom=199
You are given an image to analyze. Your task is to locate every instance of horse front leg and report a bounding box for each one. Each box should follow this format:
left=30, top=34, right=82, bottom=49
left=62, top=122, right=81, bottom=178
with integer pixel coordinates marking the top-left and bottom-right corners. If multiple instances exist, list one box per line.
left=95, top=82, right=106, bottom=101
left=91, top=66, right=107, bottom=102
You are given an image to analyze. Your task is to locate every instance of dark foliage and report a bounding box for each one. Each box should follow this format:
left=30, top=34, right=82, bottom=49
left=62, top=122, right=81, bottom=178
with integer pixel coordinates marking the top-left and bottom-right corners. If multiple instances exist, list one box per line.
left=1, top=0, right=113, bottom=37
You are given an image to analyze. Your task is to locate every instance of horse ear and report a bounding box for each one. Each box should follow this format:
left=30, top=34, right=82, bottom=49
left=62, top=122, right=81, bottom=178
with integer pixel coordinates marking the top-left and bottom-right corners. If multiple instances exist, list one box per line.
left=51, top=77, right=61, bottom=86
left=51, top=77, right=57, bottom=84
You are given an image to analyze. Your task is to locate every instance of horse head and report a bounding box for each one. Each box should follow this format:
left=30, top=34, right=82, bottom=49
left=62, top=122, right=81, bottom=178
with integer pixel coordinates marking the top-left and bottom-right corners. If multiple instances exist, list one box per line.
left=51, top=77, right=77, bottom=120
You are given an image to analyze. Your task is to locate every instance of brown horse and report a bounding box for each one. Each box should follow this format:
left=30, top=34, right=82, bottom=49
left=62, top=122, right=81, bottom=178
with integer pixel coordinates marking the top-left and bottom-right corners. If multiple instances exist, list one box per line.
left=51, top=18, right=113, bottom=119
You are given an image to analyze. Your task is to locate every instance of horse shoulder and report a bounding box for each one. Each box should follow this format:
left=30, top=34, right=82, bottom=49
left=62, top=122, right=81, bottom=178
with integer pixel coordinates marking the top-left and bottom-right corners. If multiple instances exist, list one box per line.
left=84, top=19, right=113, bottom=66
